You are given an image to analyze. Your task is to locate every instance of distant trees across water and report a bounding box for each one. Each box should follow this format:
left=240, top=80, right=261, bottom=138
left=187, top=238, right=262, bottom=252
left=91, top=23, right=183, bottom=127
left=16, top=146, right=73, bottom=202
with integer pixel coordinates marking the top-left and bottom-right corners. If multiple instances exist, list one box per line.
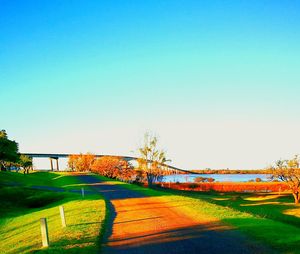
left=190, top=169, right=271, bottom=174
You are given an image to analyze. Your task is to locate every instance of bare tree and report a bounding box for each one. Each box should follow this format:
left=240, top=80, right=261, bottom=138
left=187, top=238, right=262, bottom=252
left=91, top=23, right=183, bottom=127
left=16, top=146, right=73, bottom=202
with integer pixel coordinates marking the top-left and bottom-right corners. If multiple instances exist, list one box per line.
left=137, top=132, right=170, bottom=186
left=270, top=155, right=300, bottom=204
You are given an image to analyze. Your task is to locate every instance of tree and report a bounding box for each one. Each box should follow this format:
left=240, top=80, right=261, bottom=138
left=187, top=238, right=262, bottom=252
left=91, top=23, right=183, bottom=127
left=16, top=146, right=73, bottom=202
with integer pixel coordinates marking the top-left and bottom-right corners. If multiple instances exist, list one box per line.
left=137, top=133, right=170, bottom=186
left=0, top=130, right=19, bottom=171
left=19, top=155, right=33, bottom=174
left=91, top=156, right=134, bottom=181
left=68, top=154, right=79, bottom=171
left=270, top=155, right=300, bottom=204
left=67, top=153, right=95, bottom=172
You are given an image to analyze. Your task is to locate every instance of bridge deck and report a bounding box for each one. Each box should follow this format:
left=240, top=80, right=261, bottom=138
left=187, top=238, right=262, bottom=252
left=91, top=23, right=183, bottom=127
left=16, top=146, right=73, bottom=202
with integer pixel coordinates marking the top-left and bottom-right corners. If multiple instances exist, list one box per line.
left=21, top=153, right=193, bottom=174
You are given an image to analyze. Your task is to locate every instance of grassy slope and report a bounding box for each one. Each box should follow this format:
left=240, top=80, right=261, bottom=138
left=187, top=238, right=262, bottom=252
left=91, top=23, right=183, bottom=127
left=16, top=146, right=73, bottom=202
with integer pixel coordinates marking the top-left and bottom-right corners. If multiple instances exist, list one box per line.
left=93, top=175, right=300, bottom=253
left=0, top=172, right=105, bottom=254
left=0, top=171, right=84, bottom=189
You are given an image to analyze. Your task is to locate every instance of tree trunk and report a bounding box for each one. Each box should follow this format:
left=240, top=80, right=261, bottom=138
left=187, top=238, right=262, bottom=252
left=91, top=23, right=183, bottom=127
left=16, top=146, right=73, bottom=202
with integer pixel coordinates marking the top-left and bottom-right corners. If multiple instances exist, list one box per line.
left=0, top=163, right=6, bottom=171
left=293, top=193, right=300, bottom=204
left=146, top=173, right=154, bottom=187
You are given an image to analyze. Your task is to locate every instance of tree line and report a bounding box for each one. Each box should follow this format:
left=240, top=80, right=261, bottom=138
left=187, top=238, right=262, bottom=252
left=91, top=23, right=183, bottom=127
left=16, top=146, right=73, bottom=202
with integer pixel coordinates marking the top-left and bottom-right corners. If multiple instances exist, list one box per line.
left=67, top=133, right=169, bottom=186
left=0, top=130, right=32, bottom=173
left=68, top=154, right=136, bottom=182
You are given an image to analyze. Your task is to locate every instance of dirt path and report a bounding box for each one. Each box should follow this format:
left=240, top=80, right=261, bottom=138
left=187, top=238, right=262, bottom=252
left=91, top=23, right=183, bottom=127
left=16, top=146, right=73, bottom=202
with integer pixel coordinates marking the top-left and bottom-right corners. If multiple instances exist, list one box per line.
left=77, top=175, right=271, bottom=254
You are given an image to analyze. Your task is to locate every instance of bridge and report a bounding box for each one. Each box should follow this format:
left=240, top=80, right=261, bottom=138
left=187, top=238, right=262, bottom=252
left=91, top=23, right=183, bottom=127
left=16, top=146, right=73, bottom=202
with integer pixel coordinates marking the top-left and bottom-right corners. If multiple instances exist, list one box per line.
left=22, top=153, right=193, bottom=175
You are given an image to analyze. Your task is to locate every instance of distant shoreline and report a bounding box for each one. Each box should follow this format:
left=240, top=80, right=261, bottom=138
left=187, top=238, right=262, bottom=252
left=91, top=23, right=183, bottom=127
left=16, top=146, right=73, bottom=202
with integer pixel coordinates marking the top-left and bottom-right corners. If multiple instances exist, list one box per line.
left=189, top=169, right=270, bottom=174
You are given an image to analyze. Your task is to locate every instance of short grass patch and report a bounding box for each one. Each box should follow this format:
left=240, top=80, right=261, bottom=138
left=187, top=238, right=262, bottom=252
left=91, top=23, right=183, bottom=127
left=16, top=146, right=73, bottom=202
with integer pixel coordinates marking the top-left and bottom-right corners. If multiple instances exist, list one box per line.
left=0, top=171, right=82, bottom=190
left=0, top=172, right=106, bottom=254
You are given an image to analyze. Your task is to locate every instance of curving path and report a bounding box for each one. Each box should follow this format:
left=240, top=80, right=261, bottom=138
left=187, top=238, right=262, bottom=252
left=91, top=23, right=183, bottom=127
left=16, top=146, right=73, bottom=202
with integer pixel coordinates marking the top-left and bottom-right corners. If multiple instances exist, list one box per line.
left=77, top=175, right=272, bottom=254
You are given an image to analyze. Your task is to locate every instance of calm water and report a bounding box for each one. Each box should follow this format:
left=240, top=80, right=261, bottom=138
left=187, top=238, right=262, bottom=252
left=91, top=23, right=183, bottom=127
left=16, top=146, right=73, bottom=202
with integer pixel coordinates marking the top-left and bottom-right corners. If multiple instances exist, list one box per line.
left=163, top=174, right=271, bottom=183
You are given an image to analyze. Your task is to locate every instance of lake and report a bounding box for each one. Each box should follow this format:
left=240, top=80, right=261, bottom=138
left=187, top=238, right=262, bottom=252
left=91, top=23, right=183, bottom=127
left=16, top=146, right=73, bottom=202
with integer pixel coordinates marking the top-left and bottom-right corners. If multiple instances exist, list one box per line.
left=163, top=174, right=271, bottom=183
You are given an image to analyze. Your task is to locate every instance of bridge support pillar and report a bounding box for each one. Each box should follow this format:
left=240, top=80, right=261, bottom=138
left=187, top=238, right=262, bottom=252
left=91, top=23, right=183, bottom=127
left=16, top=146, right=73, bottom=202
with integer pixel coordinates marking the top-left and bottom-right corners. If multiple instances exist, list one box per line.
left=50, top=158, right=54, bottom=171
left=56, top=158, right=59, bottom=171
left=49, top=157, right=59, bottom=171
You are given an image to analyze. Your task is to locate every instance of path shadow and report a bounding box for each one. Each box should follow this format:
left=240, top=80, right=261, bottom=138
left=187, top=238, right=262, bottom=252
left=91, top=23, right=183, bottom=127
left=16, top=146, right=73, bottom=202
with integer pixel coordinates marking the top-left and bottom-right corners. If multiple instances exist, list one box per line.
left=76, top=175, right=148, bottom=253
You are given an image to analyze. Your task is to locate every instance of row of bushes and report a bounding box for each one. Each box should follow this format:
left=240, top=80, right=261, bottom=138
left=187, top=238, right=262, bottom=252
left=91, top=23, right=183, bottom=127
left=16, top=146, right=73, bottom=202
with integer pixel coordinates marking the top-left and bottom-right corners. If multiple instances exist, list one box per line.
left=68, top=154, right=145, bottom=183
left=91, top=156, right=138, bottom=182
left=163, top=182, right=289, bottom=192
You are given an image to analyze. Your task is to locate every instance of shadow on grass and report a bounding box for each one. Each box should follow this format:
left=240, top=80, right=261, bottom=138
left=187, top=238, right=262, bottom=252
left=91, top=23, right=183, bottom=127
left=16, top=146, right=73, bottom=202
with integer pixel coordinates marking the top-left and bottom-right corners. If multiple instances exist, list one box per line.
left=32, top=235, right=98, bottom=254
left=0, top=184, right=104, bottom=254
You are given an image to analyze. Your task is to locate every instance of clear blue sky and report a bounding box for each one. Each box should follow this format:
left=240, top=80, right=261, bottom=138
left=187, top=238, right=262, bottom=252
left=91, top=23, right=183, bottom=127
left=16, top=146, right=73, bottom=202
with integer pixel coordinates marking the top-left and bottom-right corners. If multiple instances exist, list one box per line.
left=1, top=0, right=300, bottom=169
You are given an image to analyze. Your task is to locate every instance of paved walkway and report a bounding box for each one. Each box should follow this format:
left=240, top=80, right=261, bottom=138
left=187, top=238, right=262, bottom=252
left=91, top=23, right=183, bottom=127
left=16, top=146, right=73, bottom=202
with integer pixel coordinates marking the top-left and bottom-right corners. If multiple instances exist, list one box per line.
left=77, top=175, right=272, bottom=254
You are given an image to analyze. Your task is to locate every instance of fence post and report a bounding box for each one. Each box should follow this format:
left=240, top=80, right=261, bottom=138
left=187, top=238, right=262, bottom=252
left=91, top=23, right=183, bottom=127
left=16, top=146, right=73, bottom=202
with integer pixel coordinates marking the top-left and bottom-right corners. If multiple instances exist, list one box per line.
left=40, top=218, right=49, bottom=247
left=59, top=206, right=67, bottom=227
left=81, top=187, right=85, bottom=198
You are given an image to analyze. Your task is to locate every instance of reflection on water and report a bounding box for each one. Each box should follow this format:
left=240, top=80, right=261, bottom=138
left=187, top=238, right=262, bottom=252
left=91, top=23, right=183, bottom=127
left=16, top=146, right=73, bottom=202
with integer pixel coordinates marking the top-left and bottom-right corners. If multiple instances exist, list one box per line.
left=163, top=174, right=271, bottom=183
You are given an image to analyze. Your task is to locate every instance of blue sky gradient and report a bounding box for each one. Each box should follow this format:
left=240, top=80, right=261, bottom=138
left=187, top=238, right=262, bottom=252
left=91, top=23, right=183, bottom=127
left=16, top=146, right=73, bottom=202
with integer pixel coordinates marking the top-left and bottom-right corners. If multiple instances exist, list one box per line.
left=1, top=0, right=300, bottom=169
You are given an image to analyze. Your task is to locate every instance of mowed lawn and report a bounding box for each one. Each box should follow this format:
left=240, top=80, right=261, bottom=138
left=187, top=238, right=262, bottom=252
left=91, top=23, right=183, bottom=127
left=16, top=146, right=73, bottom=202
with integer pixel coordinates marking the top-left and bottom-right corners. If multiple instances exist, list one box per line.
left=93, top=175, right=300, bottom=253
left=0, top=171, right=106, bottom=254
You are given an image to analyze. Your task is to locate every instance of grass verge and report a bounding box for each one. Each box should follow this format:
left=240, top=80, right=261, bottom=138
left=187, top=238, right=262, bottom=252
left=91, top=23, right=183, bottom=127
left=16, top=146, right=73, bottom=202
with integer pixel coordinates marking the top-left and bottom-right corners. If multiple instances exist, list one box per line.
left=0, top=172, right=106, bottom=254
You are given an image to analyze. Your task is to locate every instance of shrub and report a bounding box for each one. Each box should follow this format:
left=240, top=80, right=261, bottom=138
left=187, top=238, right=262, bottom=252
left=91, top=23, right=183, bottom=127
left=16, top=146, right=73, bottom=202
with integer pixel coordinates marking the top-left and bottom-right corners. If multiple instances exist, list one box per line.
left=194, top=177, right=206, bottom=183
left=25, top=192, right=64, bottom=208
left=188, top=183, right=198, bottom=189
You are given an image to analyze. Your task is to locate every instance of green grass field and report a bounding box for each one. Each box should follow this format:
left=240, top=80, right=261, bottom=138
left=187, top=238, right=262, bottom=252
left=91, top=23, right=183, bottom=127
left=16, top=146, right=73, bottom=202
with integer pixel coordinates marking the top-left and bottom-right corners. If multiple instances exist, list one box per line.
left=0, top=171, right=106, bottom=254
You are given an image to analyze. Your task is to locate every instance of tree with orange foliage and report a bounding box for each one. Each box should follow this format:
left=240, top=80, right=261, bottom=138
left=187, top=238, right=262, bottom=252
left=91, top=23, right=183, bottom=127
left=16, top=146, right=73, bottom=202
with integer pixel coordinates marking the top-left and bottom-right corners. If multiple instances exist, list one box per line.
left=68, top=154, right=78, bottom=171
left=67, top=153, right=95, bottom=172
left=270, top=155, right=300, bottom=204
left=91, top=156, right=134, bottom=181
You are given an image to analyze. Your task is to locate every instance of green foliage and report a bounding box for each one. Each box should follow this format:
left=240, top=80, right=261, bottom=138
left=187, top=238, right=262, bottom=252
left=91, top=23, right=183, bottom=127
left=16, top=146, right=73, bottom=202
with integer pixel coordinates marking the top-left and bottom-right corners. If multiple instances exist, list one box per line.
left=0, top=129, right=19, bottom=170
left=19, top=155, right=33, bottom=174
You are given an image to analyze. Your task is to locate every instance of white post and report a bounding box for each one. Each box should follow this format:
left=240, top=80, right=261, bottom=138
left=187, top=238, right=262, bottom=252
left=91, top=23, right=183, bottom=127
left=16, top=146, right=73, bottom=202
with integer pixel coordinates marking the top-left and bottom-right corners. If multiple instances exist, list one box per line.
left=81, top=187, right=85, bottom=198
left=59, top=206, right=66, bottom=227
left=40, top=218, right=49, bottom=247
